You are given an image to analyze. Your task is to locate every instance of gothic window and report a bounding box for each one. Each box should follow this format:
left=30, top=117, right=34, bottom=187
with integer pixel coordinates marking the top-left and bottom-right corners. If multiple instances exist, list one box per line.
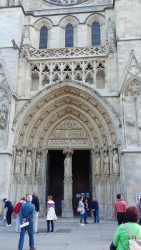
left=39, top=26, right=48, bottom=49
left=65, top=24, right=73, bottom=48
left=92, top=22, right=100, bottom=46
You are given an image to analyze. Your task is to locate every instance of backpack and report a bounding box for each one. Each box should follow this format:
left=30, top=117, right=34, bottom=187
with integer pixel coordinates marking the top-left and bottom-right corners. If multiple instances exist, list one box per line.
left=13, top=201, right=21, bottom=214
left=123, top=224, right=141, bottom=250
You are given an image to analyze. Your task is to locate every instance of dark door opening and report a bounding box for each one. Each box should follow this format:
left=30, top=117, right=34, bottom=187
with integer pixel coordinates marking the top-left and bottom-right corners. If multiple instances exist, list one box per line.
left=72, top=150, right=92, bottom=215
left=47, top=150, right=64, bottom=216
left=46, top=150, right=92, bottom=216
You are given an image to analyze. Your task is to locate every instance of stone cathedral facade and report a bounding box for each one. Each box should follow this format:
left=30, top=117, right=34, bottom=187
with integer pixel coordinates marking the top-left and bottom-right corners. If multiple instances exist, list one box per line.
left=0, top=0, right=141, bottom=218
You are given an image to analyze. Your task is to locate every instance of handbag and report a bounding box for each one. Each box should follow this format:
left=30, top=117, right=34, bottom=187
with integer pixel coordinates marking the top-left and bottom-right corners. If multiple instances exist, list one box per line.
left=110, top=242, right=116, bottom=250
left=77, top=207, right=82, bottom=212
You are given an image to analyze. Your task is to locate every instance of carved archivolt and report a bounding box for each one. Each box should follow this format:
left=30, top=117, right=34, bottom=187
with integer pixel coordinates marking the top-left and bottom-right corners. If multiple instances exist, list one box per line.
left=13, top=82, right=120, bottom=151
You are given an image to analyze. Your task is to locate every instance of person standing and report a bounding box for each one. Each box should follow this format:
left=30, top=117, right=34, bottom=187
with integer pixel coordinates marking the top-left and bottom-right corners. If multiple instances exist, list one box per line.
left=32, top=193, right=40, bottom=233
left=3, top=198, right=13, bottom=226
left=114, top=193, right=128, bottom=225
left=84, top=198, right=89, bottom=224
left=46, top=195, right=57, bottom=233
left=13, top=197, right=26, bottom=233
left=18, top=194, right=36, bottom=250
left=78, top=196, right=85, bottom=225
left=110, top=206, right=141, bottom=250
left=137, top=198, right=141, bottom=225
left=91, top=196, right=99, bottom=223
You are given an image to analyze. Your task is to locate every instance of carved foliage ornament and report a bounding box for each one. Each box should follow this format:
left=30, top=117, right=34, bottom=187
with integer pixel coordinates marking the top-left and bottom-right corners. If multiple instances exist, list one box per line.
left=42, top=0, right=88, bottom=5
left=125, top=80, right=141, bottom=97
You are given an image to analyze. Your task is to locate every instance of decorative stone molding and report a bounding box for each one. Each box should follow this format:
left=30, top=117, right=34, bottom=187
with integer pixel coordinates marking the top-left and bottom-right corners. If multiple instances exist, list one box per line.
left=28, top=46, right=107, bottom=60
left=34, top=18, right=53, bottom=30
left=106, top=18, right=116, bottom=54
left=86, top=13, right=105, bottom=27
left=59, top=15, right=79, bottom=28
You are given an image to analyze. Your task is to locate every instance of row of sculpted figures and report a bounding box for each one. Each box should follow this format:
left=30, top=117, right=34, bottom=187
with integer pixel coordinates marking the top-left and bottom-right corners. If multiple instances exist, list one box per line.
left=13, top=148, right=42, bottom=182
left=94, top=147, right=120, bottom=177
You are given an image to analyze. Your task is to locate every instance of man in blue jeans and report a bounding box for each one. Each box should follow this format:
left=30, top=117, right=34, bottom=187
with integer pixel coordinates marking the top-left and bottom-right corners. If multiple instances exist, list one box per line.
left=18, top=194, right=36, bottom=250
left=91, top=196, right=99, bottom=223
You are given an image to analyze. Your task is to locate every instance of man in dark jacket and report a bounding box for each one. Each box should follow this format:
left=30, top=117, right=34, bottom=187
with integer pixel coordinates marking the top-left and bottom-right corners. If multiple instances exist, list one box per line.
left=91, top=196, right=99, bottom=223
left=32, top=193, right=40, bottom=233
left=18, top=194, right=35, bottom=250
left=3, top=198, right=13, bottom=226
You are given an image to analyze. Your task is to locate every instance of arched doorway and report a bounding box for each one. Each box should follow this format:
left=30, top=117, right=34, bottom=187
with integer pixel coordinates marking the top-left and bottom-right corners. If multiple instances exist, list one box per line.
left=11, top=81, right=121, bottom=218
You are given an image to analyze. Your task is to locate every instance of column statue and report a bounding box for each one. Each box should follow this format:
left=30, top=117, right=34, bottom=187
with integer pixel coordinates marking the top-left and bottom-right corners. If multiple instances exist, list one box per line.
left=25, top=151, right=32, bottom=176
left=104, top=151, right=110, bottom=175
left=95, top=151, right=101, bottom=175
left=15, top=150, right=22, bottom=175
left=64, top=153, right=72, bottom=177
left=35, top=153, right=41, bottom=177
left=112, top=149, right=119, bottom=175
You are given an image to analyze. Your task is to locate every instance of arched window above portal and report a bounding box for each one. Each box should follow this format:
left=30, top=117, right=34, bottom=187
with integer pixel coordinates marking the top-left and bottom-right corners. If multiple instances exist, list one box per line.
left=33, top=18, right=53, bottom=49
left=86, top=14, right=105, bottom=47
left=59, top=15, right=79, bottom=48
left=92, top=22, right=100, bottom=46
left=65, top=23, right=73, bottom=48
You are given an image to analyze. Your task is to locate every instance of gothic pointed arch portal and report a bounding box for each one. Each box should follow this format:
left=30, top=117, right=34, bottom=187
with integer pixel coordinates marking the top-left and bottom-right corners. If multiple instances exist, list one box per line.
left=12, top=81, right=121, bottom=219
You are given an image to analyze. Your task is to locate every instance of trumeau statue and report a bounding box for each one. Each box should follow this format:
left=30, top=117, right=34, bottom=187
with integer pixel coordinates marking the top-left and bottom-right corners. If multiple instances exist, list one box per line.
left=0, top=90, right=9, bottom=129
left=64, top=153, right=72, bottom=177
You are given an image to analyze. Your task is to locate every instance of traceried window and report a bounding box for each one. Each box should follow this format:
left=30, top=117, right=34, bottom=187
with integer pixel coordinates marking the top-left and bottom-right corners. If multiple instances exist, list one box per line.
left=65, top=24, right=73, bottom=48
left=92, top=22, right=100, bottom=46
left=39, top=26, right=48, bottom=49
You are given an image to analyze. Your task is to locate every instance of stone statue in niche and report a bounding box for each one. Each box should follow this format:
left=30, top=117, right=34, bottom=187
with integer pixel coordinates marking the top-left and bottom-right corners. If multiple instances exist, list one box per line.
left=0, top=90, right=9, bottom=129
left=15, top=150, right=22, bottom=175
left=25, top=151, right=32, bottom=176
left=104, top=151, right=110, bottom=175
left=35, top=153, right=41, bottom=177
left=95, top=151, right=101, bottom=175
left=112, top=148, right=119, bottom=175
left=64, top=153, right=72, bottom=177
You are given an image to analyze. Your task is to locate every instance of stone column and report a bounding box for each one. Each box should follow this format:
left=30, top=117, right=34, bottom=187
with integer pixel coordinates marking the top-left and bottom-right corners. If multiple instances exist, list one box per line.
left=62, top=147, right=74, bottom=218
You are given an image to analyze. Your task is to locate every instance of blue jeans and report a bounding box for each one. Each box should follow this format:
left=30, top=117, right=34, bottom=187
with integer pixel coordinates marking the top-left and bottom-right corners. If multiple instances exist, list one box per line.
left=93, top=210, right=99, bottom=223
left=80, top=213, right=85, bottom=223
left=18, top=222, right=34, bottom=250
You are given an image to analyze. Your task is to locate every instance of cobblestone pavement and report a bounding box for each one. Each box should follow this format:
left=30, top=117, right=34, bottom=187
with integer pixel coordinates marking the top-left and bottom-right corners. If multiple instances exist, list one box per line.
left=0, top=218, right=117, bottom=250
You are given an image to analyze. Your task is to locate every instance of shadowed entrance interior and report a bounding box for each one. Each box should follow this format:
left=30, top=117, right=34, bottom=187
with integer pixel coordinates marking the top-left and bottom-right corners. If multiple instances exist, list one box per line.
left=47, top=150, right=91, bottom=216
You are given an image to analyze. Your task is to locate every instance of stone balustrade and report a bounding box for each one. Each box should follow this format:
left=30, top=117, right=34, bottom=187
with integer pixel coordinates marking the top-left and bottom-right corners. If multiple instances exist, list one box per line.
left=27, top=46, right=107, bottom=61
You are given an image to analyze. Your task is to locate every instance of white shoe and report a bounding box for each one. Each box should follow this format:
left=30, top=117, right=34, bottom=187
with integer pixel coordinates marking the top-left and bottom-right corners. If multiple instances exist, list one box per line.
left=6, top=224, right=11, bottom=226
left=80, top=223, right=85, bottom=226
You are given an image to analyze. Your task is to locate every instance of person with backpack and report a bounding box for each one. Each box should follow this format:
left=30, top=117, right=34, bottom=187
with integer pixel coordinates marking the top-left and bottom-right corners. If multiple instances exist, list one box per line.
left=13, top=197, right=26, bottom=233
left=110, top=206, right=141, bottom=250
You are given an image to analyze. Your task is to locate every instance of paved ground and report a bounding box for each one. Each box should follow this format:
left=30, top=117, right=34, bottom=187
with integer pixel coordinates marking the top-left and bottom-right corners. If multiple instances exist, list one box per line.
left=0, top=218, right=117, bottom=250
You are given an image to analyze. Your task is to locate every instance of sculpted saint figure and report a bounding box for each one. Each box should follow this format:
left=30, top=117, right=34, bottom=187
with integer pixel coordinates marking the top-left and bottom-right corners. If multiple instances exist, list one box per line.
left=35, top=154, right=41, bottom=176
left=25, top=151, right=32, bottom=176
left=113, top=149, right=119, bottom=175
left=64, top=153, right=72, bottom=177
left=15, top=150, right=22, bottom=175
left=104, top=151, right=110, bottom=175
left=95, top=151, right=101, bottom=175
